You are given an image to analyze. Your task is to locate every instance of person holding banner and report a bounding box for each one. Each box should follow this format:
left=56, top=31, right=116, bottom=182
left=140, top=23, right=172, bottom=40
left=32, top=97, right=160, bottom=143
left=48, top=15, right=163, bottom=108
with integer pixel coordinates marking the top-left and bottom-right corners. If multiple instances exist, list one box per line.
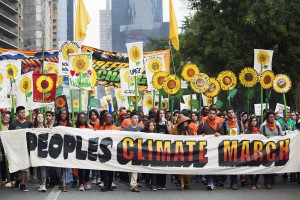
left=75, top=113, right=93, bottom=191
left=260, top=111, right=283, bottom=189
left=198, top=108, right=224, bottom=190
left=99, top=113, right=120, bottom=191
left=222, top=108, right=243, bottom=190
left=45, top=111, right=54, bottom=128
left=9, top=106, right=32, bottom=192
left=54, top=109, right=72, bottom=192
left=33, top=113, right=47, bottom=192
left=124, top=111, right=143, bottom=192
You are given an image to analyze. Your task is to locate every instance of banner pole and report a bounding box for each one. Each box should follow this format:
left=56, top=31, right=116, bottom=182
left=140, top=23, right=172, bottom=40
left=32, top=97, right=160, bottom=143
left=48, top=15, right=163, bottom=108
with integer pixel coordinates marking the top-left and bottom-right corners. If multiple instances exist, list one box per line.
left=170, top=96, right=174, bottom=124
left=199, top=93, right=202, bottom=119
left=228, top=91, right=231, bottom=108
left=260, top=86, right=263, bottom=124
left=87, top=90, right=91, bottom=120
left=70, top=88, right=75, bottom=126
left=79, top=89, right=82, bottom=112
left=152, top=91, right=155, bottom=107
left=134, top=76, right=138, bottom=111
left=283, top=93, right=288, bottom=117
left=247, top=88, right=250, bottom=118
left=158, top=94, right=162, bottom=109
left=190, top=86, right=193, bottom=111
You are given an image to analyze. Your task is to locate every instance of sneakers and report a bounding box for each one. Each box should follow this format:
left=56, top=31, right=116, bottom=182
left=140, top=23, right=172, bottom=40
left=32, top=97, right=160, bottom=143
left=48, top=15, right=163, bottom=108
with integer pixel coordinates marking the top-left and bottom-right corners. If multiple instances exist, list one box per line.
left=111, top=182, right=117, bottom=188
left=85, top=181, right=91, bottom=190
left=145, top=184, right=153, bottom=191
left=79, top=184, right=84, bottom=191
left=14, top=180, right=20, bottom=190
left=38, top=184, right=46, bottom=192
left=131, top=187, right=140, bottom=192
left=98, top=181, right=104, bottom=187
left=96, top=178, right=101, bottom=185
left=231, top=184, right=238, bottom=190
left=20, top=184, right=29, bottom=192
left=207, top=185, right=215, bottom=190
left=92, top=179, right=97, bottom=184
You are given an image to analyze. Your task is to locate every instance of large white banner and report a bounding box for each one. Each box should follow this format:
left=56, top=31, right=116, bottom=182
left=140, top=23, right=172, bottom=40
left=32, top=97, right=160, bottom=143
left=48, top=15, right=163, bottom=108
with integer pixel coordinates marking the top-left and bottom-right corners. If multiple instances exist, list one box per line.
left=1, top=127, right=300, bottom=174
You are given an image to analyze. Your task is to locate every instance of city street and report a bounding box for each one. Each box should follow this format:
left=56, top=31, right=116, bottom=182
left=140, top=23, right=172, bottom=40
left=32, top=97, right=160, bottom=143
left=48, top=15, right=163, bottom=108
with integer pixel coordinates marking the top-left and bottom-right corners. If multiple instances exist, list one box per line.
left=0, top=175, right=300, bottom=200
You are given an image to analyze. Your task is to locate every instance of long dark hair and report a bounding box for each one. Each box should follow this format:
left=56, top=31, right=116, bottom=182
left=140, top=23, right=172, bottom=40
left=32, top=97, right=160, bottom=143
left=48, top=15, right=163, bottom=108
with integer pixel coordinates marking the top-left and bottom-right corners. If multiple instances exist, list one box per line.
left=177, top=121, right=193, bottom=135
left=155, top=109, right=164, bottom=124
left=76, top=112, right=89, bottom=128
left=247, top=116, right=259, bottom=134
left=33, top=113, right=44, bottom=128
left=144, top=119, right=156, bottom=133
left=89, top=109, right=99, bottom=120
left=2, top=112, right=11, bottom=125
left=56, top=109, right=70, bottom=126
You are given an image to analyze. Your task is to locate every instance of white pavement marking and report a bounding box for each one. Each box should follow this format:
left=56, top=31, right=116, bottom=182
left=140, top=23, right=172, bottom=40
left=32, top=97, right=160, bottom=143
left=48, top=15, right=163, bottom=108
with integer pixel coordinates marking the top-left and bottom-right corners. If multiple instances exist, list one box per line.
left=45, top=186, right=61, bottom=200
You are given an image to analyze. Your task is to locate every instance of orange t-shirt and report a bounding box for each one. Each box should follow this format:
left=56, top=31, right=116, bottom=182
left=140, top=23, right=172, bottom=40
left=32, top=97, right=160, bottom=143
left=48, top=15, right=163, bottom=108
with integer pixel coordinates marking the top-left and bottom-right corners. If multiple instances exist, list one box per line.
left=200, top=116, right=224, bottom=124
left=99, top=125, right=121, bottom=130
left=121, top=119, right=144, bottom=128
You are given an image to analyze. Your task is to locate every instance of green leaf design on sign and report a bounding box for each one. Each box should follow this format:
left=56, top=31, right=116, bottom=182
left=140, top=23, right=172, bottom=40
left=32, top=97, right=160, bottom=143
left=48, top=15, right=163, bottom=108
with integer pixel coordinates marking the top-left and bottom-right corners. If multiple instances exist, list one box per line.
left=263, top=65, right=268, bottom=69
left=158, top=88, right=168, bottom=98
left=228, top=89, right=238, bottom=98
left=56, top=86, right=63, bottom=97
left=89, top=98, right=100, bottom=107
left=215, top=100, right=223, bottom=109
left=191, top=99, right=199, bottom=108
left=26, top=91, right=32, bottom=98
left=136, top=61, right=140, bottom=66
left=45, top=93, right=51, bottom=98
left=174, top=89, right=184, bottom=99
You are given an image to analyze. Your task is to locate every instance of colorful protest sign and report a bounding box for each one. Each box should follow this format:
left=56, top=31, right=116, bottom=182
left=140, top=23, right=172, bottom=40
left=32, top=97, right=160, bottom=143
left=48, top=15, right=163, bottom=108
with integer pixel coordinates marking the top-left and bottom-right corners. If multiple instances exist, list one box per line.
left=0, top=69, right=9, bottom=108
left=254, top=103, right=267, bottom=116
left=32, top=74, right=57, bottom=103
left=1, top=127, right=298, bottom=174
left=58, top=41, right=81, bottom=75
left=275, top=103, right=290, bottom=117
left=114, top=88, right=129, bottom=109
left=144, top=54, right=166, bottom=91
left=254, top=49, right=274, bottom=74
left=126, top=42, right=143, bottom=76
left=120, top=68, right=136, bottom=96
left=68, top=53, right=93, bottom=90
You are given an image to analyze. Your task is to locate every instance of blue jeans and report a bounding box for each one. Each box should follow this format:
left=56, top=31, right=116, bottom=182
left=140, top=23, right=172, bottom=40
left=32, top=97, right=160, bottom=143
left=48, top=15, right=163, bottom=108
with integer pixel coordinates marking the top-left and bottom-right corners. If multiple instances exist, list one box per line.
left=92, top=170, right=100, bottom=179
left=206, top=175, right=214, bottom=186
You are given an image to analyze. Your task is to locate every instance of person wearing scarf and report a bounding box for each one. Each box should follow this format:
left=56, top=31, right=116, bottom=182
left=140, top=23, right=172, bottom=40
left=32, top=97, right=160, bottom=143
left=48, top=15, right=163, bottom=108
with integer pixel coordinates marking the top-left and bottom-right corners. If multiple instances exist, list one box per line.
left=222, top=108, right=243, bottom=190
left=198, top=108, right=224, bottom=190
left=260, top=111, right=283, bottom=189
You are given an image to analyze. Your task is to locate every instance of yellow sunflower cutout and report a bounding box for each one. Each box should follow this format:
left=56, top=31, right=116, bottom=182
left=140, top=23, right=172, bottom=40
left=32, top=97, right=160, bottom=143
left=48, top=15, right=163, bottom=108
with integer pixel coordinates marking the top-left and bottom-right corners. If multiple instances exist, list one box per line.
left=62, top=43, right=79, bottom=61
left=117, top=90, right=126, bottom=101
left=73, top=100, right=79, bottom=108
left=148, top=59, right=163, bottom=73
left=91, top=69, right=97, bottom=87
left=152, top=71, right=168, bottom=89
left=6, top=64, right=18, bottom=79
left=56, top=97, right=66, bottom=107
left=260, top=70, right=275, bottom=89
left=217, top=70, right=237, bottom=91
left=162, top=100, right=169, bottom=110
left=144, top=97, right=153, bottom=107
left=130, top=95, right=142, bottom=103
left=206, top=97, right=213, bottom=106
left=86, top=88, right=96, bottom=96
left=186, top=98, right=192, bottom=108
left=239, top=67, right=259, bottom=88
left=72, top=55, right=89, bottom=73
left=36, top=75, right=54, bottom=93
left=102, top=101, right=108, bottom=110
left=182, top=64, right=200, bottom=82
left=204, top=78, right=220, bottom=98
left=19, top=76, right=31, bottom=93
left=257, top=50, right=270, bottom=65
left=190, top=73, right=210, bottom=93
left=45, top=63, right=59, bottom=74
left=162, top=74, right=181, bottom=95
left=129, top=46, right=141, bottom=62
left=273, top=74, right=292, bottom=93
left=0, top=73, right=3, bottom=84
left=123, top=70, right=134, bottom=83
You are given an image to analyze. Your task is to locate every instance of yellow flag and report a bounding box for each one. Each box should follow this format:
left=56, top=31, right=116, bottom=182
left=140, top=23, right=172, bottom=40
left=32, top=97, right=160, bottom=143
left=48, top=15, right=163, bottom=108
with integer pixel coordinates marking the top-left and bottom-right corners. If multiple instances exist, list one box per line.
left=75, top=0, right=91, bottom=41
left=169, top=0, right=179, bottom=50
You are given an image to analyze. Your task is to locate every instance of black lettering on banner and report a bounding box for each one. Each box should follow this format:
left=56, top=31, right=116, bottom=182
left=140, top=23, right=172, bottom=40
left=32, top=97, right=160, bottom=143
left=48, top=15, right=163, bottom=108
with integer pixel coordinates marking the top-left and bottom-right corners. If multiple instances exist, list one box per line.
left=38, top=133, right=49, bottom=158
left=26, top=132, right=37, bottom=154
left=63, top=134, right=76, bottom=159
left=88, top=137, right=99, bottom=161
left=48, top=134, right=63, bottom=159
left=98, top=137, right=113, bottom=163
left=76, top=136, right=87, bottom=160
left=275, top=139, right=290, bottom=166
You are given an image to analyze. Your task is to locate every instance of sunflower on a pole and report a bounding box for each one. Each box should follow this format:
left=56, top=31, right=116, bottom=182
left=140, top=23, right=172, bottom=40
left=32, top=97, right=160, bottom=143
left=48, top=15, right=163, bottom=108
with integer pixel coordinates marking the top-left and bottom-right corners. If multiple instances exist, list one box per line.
left=273, top=74, right=292, bottom=117
left=217, top=70, right=237, bottom=108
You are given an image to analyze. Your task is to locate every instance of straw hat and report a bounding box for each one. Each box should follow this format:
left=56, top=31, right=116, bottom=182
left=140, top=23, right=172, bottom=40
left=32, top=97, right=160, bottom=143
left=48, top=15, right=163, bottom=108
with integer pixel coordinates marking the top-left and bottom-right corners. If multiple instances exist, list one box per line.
left=176, top=114, right=192, bottom=126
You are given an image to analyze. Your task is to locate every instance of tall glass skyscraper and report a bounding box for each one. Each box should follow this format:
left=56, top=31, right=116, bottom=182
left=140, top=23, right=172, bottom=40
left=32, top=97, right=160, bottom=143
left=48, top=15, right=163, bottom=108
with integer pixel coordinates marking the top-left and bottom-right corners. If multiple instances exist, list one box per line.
left=111, top=0, right=168, bottom=53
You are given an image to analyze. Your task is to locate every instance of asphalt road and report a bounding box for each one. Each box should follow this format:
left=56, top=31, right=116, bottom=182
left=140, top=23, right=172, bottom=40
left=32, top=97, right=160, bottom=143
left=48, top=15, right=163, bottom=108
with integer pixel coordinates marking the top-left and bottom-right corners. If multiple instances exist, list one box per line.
left=1, top=175, right=300, bottom=200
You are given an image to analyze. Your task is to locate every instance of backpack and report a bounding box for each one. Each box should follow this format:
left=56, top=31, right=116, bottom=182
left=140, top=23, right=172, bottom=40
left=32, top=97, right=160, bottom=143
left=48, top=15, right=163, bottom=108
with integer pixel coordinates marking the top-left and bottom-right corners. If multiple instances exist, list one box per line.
left=262, top=124, right=281, bottom=136
left=223, top=120, right=243, bottom=135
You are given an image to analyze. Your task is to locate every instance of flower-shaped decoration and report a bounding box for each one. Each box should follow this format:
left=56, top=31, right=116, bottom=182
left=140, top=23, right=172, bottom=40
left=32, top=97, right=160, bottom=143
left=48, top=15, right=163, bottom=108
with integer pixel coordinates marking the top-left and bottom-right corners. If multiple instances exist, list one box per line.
left=56, top=97, right=66, bottom=107
left=36, top=75, right=54, bottom=93
left=217, top=70, right=237, bottom=91
left=204, top=77, right=220, bottom=98
left=260, top=70, right=275, bottom=89
left=130, top=95, right=141, bottom=103
left=6, top=64, right=18, bottom=79
left=73, top=100, right=79, bottom=108
left=45, top=63, right=63, bottom=87
left=86, top=88, right=96, bottom=96
left=72, top=55, right=89, bottom=73
left=117, top=90, right=126, bottom=101
left=239, top=67, right=259, bottom=88
left=148, top=59, right=163, bottom=73
left=152, top=71, right=168, bottom=89
left=129, top=46, right=141, bottom=62
left=62, top=43, right=79, bottom=61
left=19, top=77, right=31, bottom=93
left=257, top=50, right=270, bottom=65
left=144, top=97, right=153, bottom=107
left=273, top=74, right=292, bottom=94
left=162, top=100, right=168, bottom=110
left=181, top=64, right=199, bottom=82
left=190, top=73, right=210, bottom=94
left=162, top=74, right=181, bottom=95
left=123, top=70, right=134, bottom=83
left=206, top=97, right=213, bottom=107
